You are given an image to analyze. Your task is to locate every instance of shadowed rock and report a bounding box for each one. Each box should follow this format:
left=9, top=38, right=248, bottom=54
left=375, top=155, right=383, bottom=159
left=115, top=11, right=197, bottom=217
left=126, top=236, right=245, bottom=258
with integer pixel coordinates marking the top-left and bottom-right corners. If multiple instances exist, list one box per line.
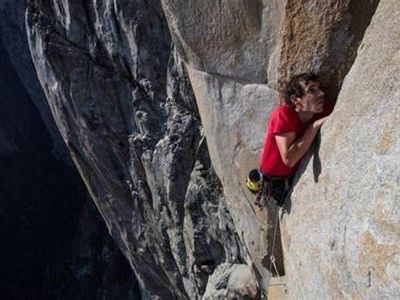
left=26, top=0, right=244, bottom=298
left=0, top=1, right=138, bottom=298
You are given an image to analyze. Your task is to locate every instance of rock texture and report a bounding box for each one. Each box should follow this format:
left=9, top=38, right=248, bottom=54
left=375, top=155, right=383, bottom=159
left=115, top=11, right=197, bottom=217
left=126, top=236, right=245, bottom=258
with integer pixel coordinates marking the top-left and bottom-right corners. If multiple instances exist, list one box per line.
left=185, top=67, right=279, bottom=293
left=162, top=0, right=285, bottom=83
left=24, top=0, right=400, bottom=299
left=0, top=1, right=137, bottom=298
left=27, top=0, right=244, bottom=298
left=276, top=0, right=380, bottom=99
left=203, top=263, right=259, bottom=299
left=162, top=0, right=380, bottom=296
left=282, top=1, right=400, bottom=298
left=0, top=0, right=69, bottom=159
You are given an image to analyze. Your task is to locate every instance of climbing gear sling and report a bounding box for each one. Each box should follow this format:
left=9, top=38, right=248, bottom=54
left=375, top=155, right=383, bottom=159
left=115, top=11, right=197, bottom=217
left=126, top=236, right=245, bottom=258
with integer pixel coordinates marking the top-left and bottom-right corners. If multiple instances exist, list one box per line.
left=255, top=175, right=293, bottom=208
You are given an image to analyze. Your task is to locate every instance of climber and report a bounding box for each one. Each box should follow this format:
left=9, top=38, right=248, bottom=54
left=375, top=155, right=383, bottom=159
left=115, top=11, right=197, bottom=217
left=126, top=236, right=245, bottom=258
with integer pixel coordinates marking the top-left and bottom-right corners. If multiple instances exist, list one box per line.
left=255, top=73, right=334, bottom=207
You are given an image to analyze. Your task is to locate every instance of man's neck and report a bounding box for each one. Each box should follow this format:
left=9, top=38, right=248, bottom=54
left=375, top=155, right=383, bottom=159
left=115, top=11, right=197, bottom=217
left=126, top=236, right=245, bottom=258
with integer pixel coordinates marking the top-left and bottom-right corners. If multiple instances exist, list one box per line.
left=296, top=111, right=314, bottom=124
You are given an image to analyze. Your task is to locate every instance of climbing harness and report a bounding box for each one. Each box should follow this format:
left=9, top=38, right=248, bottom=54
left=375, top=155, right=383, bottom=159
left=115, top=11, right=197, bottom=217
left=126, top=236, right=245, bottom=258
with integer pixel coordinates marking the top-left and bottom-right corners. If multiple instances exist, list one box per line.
left=244, top=170, right=308, bottom=297
left=255, top=175, right=292, bottom=208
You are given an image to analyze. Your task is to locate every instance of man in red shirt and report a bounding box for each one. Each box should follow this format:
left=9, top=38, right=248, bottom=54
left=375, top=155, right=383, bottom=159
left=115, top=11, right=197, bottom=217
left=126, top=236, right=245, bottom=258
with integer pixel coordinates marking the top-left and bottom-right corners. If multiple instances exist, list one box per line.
left=256, top=73, right=332, bottom=207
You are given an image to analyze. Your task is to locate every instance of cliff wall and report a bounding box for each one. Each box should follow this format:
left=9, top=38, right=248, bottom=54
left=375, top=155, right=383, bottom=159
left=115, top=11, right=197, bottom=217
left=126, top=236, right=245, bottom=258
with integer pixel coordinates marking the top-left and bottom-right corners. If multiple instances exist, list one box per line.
left=25, top=0, right=399, bottom=298
left=0, top=1, right=137, bottom=298
left=282, top=1, right=400, bottom=297
left=27, top=0, right=245, bottom=298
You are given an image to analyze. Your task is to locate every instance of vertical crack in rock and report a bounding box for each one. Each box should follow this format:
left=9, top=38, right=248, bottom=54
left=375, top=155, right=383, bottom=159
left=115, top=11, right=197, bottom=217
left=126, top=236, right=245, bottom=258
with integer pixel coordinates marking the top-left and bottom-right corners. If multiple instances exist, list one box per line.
left=280, top=0, right=400, bottom=297
left=276, top=0, right=380, bottom=99
left=24, top=0, right=387, bottom=297
left=161, top=0, right=383, bottom=298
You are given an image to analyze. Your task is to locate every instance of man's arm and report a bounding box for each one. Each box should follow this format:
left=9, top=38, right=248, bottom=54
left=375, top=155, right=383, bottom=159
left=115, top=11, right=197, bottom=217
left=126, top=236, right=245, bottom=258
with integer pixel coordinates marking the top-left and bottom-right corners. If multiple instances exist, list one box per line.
left=275, top=117, right=328, bottom=168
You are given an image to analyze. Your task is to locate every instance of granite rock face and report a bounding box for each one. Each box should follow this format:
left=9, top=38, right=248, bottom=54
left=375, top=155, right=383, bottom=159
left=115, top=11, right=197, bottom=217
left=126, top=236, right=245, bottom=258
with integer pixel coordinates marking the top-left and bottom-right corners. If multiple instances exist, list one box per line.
left=276, top=0, right=380, bottom=99
left=203, top=263, right=259, bottom=299
left=162, top=0, right=285, bottom=83
left=25, top=0, right=400, bottom=299
left=0, top=0, right=67, bottom=158
left=27, top=0, right=244, bottom=298
left=163, top=0, right=381, bottom=296
left=0, top=1, right=137, bottom=298
left=184, top=67, right=279, bottom=293
left=282, top=1, right=400, bottom=298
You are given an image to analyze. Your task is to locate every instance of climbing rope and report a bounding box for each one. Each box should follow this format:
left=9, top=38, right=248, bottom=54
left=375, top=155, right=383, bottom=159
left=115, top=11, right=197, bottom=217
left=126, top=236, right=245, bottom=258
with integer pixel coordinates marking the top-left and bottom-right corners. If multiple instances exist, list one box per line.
left=269, top=206, right=288, bottom=294
left=269, top=207, right=308, bottom=299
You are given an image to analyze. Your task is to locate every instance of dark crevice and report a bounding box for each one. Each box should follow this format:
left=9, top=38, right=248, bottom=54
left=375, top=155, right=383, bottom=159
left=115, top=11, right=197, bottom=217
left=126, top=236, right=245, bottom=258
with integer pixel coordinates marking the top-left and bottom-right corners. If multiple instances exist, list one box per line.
left=262, top=204, right=285, bottom=277
left=319, top=0, right=380, bottom=100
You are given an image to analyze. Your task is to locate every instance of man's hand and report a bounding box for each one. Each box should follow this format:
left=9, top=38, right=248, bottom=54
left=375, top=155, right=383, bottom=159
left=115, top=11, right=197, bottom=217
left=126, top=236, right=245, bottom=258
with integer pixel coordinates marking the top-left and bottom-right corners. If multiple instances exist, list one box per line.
left=276, top=116, right=328, bottom=168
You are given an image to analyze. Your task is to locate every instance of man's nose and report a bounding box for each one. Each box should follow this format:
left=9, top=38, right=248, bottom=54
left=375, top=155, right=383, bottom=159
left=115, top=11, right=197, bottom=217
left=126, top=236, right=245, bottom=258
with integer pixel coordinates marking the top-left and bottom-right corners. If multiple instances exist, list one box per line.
left=317, top=89, right=325, bottom=98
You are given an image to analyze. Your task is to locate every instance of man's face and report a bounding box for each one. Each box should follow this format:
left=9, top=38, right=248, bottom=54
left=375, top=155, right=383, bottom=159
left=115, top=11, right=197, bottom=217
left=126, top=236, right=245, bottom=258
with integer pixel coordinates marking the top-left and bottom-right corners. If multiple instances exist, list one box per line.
left=296, top=81, right=325, bottom=113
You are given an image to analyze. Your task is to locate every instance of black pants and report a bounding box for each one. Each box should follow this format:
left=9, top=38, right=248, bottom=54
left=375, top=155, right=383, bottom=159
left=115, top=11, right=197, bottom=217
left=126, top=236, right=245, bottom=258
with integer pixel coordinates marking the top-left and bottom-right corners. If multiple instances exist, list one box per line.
left=255, top=175, right=293, bottom=208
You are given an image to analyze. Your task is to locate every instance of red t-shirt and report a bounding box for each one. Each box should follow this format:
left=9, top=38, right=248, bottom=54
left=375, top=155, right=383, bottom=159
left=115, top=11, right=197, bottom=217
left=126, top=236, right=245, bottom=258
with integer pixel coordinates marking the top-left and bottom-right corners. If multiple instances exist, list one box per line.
left=260, top=101, right=334, bottom=177
left=260, top=104, right=304, bottom=177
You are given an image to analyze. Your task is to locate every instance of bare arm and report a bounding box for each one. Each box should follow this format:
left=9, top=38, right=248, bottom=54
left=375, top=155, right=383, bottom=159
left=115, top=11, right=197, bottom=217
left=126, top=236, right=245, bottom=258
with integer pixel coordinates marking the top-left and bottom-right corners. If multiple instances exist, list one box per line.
left=275, top=116, right=329, bottom=168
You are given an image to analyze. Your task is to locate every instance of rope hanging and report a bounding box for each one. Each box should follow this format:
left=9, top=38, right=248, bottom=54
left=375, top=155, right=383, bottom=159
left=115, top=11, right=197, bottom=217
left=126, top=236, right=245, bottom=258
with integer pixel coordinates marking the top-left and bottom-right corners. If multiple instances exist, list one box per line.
left=269, top=207, right=288, bottom=294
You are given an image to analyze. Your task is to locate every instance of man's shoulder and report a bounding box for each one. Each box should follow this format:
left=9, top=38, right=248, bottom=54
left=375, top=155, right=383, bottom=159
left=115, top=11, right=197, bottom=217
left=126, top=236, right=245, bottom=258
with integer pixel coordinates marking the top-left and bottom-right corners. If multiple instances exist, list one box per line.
left=271, top=104, right=297, bottom=119
left=268, top=104, right=301, bottom=133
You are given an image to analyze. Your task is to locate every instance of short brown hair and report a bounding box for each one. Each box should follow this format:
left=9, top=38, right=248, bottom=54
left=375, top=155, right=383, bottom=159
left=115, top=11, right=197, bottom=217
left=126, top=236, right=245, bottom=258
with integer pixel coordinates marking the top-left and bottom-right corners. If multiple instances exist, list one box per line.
left=278, top=73, right=319, bottom=106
